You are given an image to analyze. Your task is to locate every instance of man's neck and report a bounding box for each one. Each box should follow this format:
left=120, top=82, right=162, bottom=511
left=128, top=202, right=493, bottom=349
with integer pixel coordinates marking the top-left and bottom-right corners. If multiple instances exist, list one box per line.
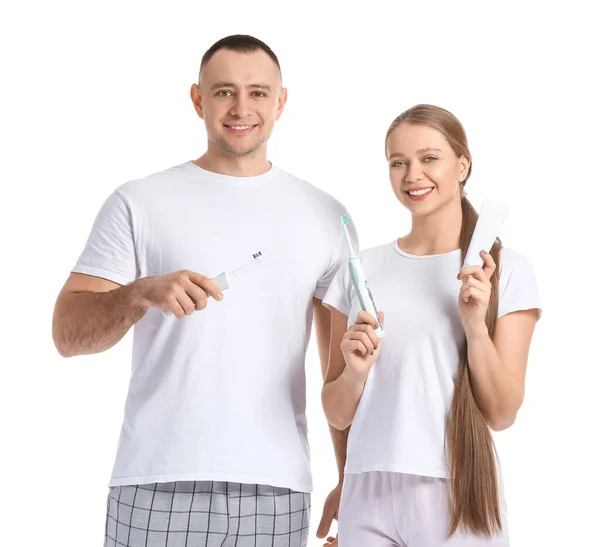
left=194, top=150, right=271, bottom=178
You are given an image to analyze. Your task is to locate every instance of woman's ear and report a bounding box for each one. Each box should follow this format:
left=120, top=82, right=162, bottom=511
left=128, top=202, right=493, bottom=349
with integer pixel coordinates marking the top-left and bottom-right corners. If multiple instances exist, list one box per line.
left=458, top=155, right=470, bottom=182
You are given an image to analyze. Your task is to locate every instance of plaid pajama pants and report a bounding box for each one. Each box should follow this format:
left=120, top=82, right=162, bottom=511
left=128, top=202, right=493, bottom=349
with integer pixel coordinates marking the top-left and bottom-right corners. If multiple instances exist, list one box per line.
left=104, top=481, right=311, bottom=547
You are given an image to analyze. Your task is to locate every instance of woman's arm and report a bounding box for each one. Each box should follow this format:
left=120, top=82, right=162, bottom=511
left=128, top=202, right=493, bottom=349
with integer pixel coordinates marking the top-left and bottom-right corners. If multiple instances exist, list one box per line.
left=322, top=308, right=382, bottom=430
left=466, top=309, right=538, bottom=431
left=458, top=250, right=540, bottom=431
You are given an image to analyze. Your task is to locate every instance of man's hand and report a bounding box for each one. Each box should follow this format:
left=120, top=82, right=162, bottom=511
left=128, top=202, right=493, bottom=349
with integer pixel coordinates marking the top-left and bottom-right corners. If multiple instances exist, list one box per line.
left=134, top=270, right=223, bottom=318
left=317, top=482, right=343, bottom=546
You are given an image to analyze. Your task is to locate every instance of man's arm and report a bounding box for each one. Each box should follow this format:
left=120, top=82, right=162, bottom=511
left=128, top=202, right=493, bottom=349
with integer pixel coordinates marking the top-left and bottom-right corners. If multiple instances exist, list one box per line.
left=52, top=273, right=147, bottom=358
left=53, top=270, right=223, bottom=358
left=313, top=297, right=349, bottom=483
left=313, top=297, right=348, bottom=543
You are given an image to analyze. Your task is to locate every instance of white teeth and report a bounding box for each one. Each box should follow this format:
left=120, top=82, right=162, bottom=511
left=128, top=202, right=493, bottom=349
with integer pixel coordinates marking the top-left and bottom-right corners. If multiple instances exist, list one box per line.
left=230, top=125, right=250, bottom=130
left=409, top=188, right=433, bottom=196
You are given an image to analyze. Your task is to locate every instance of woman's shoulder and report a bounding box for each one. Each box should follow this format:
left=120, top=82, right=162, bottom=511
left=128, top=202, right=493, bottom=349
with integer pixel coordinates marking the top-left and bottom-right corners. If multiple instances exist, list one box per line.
left=498, top=246, right=539, bottom=297
left=358, top=240, right=396, bottom=261
left=499, top=246, right=535, bottom=275
left=497, top=246, right=541, bottom=317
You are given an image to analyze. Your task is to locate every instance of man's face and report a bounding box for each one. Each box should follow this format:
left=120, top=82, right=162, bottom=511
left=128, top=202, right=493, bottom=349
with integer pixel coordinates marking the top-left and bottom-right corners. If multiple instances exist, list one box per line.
left=192, top=49, right=287, bottom=157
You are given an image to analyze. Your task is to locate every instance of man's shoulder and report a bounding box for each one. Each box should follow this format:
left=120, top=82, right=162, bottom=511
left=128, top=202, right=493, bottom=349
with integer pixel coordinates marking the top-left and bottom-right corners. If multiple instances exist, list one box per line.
left=115, top=162, right=191, bottom=201
left=274, top=165, right=348, bottom=213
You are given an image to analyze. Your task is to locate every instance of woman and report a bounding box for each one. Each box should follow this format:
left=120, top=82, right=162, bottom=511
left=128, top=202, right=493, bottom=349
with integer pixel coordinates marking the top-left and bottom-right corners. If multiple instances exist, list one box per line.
left=321, top=104, right=541, bottom=546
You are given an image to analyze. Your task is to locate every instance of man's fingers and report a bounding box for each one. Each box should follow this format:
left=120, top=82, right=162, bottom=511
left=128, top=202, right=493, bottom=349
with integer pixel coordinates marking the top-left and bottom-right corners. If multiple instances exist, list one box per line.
left=165, top=296, right=185, bottom=318
left=175, top=292, right=196, bottom=316
left=316, top=516, right=332, bottom=539
left=183, top=279, right=209, bottom=311
left=186, top=270, right=224, bottom=300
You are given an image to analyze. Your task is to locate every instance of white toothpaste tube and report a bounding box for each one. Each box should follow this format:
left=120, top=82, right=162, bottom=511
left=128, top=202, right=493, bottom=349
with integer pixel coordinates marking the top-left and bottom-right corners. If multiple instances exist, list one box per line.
left=464, top=199, right=508, bottom=266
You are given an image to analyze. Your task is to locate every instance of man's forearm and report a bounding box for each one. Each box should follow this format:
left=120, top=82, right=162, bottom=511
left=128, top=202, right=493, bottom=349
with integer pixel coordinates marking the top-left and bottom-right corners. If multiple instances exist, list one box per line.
left=328, top=424, right=350, bottom=484
left=53, top=283, right=147, bottom=357
left=311, top=300, right=350, bottom=483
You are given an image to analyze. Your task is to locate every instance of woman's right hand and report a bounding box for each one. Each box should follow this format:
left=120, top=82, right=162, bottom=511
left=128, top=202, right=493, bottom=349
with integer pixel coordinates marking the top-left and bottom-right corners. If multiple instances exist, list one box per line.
left=341, top=310, right=384, bottom=384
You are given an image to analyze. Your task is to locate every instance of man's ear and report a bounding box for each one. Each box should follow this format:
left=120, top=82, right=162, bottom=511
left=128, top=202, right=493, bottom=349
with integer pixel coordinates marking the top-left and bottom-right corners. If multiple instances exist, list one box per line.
left=190, top=83, right=204, bottom=119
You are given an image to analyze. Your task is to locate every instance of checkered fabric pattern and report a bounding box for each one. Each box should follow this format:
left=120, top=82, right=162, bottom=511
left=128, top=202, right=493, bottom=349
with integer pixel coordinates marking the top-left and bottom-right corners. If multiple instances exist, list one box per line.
left=104, top=481, right=311, bottom=546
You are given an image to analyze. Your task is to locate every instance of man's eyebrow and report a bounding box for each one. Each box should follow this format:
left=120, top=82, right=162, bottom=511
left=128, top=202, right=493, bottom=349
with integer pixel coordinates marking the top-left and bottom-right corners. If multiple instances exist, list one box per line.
left=209, top=82, right=273, bottom=91
left=210, top=81, right=235, bottom=90
left=248, top=83, right=272, bottom=91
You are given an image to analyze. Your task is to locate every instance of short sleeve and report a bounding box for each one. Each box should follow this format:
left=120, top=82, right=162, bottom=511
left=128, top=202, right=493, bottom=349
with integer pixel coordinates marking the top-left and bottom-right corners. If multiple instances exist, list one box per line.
left=313, top=210, right=359, bottom=301
left=71, top=190, right=139, bottom=285
left=322, top=260, right=353, bottom=316
left=498, top=249, right=542, bottom=319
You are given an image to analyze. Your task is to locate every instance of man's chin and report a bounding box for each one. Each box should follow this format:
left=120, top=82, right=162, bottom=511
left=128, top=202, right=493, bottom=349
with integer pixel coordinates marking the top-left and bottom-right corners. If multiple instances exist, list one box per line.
left=227, top=146, right=260, bottom=158
left=217, top=138, right=265, bottom=157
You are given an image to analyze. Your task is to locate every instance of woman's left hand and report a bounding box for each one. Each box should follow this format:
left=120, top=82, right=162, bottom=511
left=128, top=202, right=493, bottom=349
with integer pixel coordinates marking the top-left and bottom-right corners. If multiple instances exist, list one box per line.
left=457, top=250, right=496, bottom=335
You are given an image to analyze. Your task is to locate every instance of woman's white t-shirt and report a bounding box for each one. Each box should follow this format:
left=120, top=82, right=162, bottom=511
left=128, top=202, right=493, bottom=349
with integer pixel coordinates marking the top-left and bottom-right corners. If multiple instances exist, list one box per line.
left=322, top=240, right=541, bottom=479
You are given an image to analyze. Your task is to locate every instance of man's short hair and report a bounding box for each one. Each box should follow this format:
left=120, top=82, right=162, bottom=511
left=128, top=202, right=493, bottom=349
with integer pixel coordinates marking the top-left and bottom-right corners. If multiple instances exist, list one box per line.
left=199, top=34, right=281, bottom=80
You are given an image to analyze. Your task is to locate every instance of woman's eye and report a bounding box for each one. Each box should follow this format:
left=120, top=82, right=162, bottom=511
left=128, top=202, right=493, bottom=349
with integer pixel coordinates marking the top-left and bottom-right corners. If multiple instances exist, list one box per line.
left=424, top=156, right=437, bottom=162
left=391, top=161, right=405, bottom=167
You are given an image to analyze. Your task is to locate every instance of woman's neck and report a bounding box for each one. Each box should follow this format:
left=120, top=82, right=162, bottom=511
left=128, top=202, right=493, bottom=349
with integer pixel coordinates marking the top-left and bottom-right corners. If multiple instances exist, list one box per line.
left=399, top=199, right=463, bottom=256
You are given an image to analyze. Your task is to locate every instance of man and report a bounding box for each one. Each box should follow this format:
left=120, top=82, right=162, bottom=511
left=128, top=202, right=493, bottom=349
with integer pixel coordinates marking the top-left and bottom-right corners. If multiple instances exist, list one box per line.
left=52, top=34, right=354, bottom=546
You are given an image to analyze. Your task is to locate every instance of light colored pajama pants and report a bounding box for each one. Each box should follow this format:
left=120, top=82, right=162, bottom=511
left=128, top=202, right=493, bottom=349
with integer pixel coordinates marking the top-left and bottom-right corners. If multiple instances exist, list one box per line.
left=104, top=481, right=311, bottom=547
left=338, top=472, right=509, bottom=547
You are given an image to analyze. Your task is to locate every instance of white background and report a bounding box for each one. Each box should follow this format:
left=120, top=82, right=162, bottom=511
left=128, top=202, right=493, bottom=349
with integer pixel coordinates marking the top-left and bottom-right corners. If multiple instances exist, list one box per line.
left=1, top=1, right=598, bottom=545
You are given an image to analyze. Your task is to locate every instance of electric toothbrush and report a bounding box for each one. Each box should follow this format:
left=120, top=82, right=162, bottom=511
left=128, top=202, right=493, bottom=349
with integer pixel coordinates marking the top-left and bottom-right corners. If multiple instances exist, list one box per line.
left=341, top=216, right=385, bottom=338
left=162, top=251, right=262, bottom=318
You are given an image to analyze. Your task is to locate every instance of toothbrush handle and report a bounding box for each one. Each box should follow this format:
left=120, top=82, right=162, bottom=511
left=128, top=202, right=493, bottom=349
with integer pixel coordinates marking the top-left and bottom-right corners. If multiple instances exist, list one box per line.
left=349, top=260, right=385, bottom=338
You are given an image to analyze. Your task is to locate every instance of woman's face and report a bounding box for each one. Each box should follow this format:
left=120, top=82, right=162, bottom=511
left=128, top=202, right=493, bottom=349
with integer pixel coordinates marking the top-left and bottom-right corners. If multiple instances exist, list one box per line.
left=386, top=123, right=470, bottom=217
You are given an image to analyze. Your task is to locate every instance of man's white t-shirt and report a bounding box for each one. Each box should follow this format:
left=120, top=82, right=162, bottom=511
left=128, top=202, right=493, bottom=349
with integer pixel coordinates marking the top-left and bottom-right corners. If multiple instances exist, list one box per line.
left=72, top=161, right=357, bottom=493
left=322, top=240, right=541, bottom=479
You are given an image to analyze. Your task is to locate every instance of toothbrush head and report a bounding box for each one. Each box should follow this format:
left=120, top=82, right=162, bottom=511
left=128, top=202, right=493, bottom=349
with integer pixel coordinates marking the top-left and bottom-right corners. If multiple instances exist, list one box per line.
left=253, top=251, right=262, bottom=262
left=340, top=216, right=356, bottom=257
